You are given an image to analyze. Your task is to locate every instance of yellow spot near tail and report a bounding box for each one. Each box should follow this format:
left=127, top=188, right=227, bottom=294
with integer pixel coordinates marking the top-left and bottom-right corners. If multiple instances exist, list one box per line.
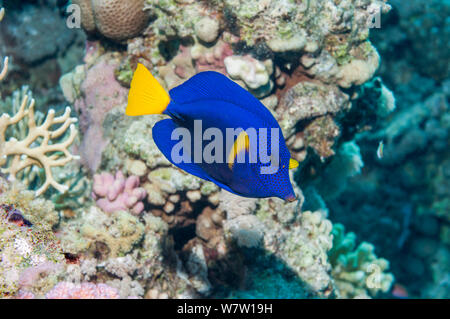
left=289, top=158, right=299, bottom=170
left=126, top=63, right=170, bottom=116
left=228, top=131, right=250, bottom=170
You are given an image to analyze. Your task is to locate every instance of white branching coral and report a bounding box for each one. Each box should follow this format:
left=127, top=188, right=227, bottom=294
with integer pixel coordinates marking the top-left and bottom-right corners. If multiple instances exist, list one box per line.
left=0, top=7, right=79, bottom=196
left=0, top=96, right=79, bottom=196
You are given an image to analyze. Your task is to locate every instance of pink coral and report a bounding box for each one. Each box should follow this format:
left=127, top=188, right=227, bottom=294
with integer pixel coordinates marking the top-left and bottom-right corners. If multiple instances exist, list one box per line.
left=16, top=290, right=35, bottom=299
left=92, top=171, right=147, bottom=215
left=18, top=262, right=63, bottom=290
left=46, top=282, right=120, bottom=299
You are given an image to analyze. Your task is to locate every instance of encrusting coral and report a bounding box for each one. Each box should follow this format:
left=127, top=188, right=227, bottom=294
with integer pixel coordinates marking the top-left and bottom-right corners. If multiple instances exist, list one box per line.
left=44, top=282, right=120, bottom=299
left=329, top=224, right=394, bottom=298
left=0, top=1, right=407, bottom=299
left=0, top=176, right=66, bottom=298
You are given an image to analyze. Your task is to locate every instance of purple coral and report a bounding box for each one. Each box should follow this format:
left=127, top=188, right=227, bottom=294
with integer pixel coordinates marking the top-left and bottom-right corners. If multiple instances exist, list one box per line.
left=74, top=53, right=129, bottom=172
left=45, top=282, right=120, bottom=299
left=92, top=171, right=147, bottom=215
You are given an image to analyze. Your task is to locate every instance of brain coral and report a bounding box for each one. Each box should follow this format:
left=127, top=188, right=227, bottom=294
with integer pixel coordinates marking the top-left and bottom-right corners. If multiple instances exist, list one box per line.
left=73, top=0, right=150, bottom=42
left=0, top=178, right=66, bottom=298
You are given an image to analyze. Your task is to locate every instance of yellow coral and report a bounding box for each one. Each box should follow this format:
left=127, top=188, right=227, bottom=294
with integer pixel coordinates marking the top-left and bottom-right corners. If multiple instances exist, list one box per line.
left=0, top=7, right=79, bottom=196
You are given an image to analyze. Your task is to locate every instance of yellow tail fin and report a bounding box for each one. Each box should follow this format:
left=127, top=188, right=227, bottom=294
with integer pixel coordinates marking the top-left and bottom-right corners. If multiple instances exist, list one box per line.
left=126, top=63, right=170, bottom=116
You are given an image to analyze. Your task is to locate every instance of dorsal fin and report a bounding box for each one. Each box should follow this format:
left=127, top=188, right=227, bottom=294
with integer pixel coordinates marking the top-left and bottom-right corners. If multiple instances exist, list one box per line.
left=169, top=71, right=277, bottom=125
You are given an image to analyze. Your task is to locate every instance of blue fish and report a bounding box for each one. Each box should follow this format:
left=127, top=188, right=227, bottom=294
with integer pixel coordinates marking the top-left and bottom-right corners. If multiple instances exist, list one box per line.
left=126, top=64, right=299, bottom=201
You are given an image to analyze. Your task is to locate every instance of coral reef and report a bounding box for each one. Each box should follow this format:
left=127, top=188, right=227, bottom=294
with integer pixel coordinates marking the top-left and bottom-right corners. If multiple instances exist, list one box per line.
left=58, top=206, right=145, bottom=258
left=0, top=93, right=79, bottom=196
left=0, top=177, right=65, bottom=298
left=73, top=0, right=150, bottom=42
left=45, top=282, right=120, bottom=299
left=329, top=224, right=394, bottom=298
left=50, top=0, right=402, bottom=299
left=8, top=0, right=443, bottom=300
left=64, top=52, right=128, bottom=172
left=318, top=0, right=450, bottom=298
left=0, top=7, right=79, bottom=196
left=92, top=171, right=147, bottom=215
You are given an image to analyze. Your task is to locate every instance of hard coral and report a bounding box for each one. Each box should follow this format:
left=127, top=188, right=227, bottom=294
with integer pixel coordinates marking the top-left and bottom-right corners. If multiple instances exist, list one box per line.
left=58, top=206, right=144, bottom=259
left=0, top=178, right=65, bottom=298
left=329, top=224, right=394, bottom=298
left=73, top=0, right=150, bottom=42
left=92, top=171, right=147, bottom=215
left=0, top=9, right=79, bottom=196
left=0, top=94, right=79, bottom=196
left=70, top=53, right=128, bottom=172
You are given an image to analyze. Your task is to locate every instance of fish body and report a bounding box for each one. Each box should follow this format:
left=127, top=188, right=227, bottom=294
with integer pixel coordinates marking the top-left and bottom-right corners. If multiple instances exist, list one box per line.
left=126, top=64, right=298, bottom=201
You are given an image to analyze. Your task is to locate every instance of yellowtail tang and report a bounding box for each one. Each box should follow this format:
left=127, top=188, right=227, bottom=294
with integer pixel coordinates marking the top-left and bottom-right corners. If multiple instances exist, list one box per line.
left=126, top=64, right=299, bottom=201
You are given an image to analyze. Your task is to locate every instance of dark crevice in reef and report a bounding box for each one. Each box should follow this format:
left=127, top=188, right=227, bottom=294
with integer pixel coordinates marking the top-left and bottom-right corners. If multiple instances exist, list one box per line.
left=170, top=223, right=197, bottom=251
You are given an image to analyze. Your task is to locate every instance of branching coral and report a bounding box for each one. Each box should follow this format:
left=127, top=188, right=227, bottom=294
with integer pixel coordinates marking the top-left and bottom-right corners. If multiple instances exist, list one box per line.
left=0, top=95, right=79, bottom=196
